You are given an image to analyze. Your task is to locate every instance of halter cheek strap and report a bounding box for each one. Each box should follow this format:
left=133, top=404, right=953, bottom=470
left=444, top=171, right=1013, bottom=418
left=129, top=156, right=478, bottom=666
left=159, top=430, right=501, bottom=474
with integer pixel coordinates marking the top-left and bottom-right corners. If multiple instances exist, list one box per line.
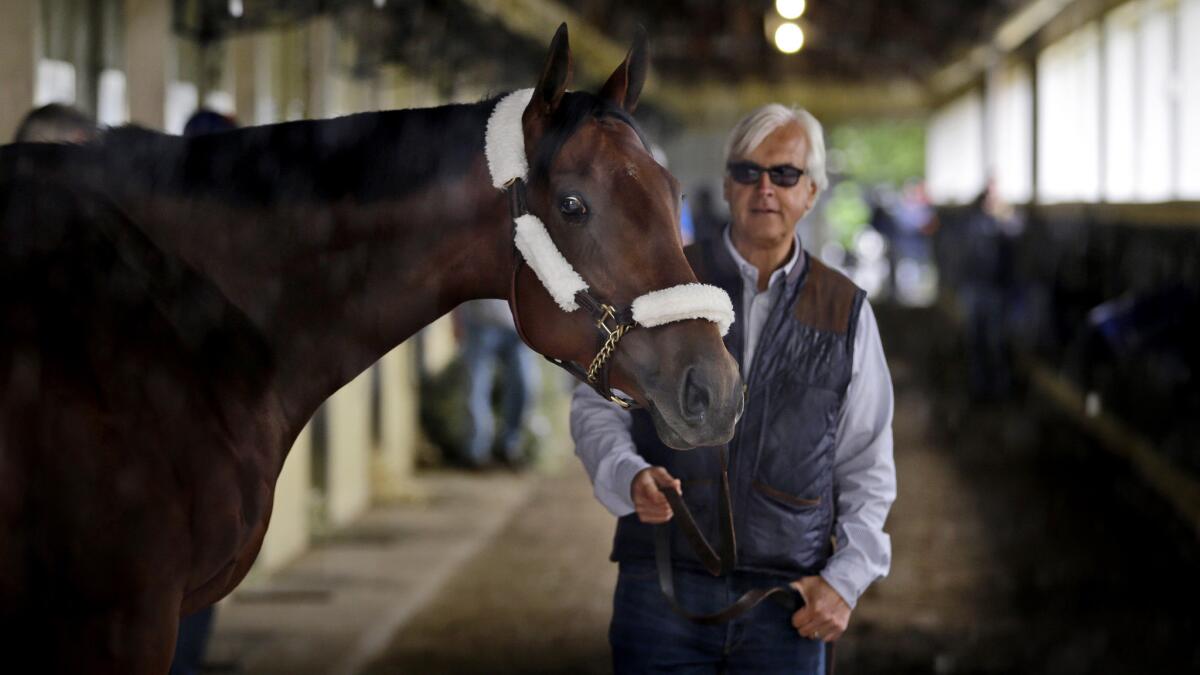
left=486, top=89, right=735, bottom=406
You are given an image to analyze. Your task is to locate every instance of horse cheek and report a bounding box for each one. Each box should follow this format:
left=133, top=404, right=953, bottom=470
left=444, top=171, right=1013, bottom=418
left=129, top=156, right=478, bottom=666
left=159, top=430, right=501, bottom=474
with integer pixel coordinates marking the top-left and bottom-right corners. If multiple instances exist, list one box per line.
left=511, top=265, right=588, bottom=363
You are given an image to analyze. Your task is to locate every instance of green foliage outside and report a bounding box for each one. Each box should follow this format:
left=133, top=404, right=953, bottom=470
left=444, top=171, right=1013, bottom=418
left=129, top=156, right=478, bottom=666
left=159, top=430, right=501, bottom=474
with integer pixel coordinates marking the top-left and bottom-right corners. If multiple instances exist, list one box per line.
left=823, top=121, right=926, bottom=248
left=830, top=121, right=926, bottom=187
left=825, top=182, right=870, bottom=249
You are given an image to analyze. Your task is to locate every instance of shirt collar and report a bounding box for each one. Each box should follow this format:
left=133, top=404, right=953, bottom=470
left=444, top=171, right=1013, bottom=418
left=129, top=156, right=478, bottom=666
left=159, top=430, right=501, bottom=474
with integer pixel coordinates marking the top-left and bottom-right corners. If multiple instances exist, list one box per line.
left=721, top=224, right=805, bottom=291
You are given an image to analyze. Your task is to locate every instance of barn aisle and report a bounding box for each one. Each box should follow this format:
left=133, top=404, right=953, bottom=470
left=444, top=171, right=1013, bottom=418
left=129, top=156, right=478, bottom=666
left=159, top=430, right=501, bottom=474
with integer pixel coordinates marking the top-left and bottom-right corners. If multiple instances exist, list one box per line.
left=362, top=305, right=1200, bottom=674
left=211, top=307, right=1200, bottom=675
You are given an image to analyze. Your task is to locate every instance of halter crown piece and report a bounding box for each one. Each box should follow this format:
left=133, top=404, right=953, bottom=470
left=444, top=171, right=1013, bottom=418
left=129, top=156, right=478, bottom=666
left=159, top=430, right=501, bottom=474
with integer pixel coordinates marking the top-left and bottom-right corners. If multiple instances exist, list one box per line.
left=485, top=89, right=736, bottom=408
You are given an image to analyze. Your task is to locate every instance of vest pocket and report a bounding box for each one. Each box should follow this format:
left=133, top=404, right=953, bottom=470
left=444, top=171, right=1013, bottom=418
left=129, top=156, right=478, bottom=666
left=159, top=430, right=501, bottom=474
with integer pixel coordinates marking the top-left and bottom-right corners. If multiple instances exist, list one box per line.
left=742, top=477, right=830, bottom=571
left=752, top=480, right=821, bottom=509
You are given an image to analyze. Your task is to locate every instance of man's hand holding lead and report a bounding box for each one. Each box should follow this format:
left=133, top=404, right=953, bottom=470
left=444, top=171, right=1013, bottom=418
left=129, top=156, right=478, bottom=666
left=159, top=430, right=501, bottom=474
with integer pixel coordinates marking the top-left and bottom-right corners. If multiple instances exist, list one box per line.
left=790, top=575, right=851, bottom=642
left=630, top=467, right=681, bottom=524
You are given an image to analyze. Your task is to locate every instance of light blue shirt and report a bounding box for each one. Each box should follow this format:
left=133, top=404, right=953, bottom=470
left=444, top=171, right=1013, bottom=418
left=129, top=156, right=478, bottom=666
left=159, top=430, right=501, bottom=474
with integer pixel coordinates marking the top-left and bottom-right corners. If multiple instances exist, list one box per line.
left=723, top=227, right=801, bottom=374
left=571, top=231, right=896, bottom=608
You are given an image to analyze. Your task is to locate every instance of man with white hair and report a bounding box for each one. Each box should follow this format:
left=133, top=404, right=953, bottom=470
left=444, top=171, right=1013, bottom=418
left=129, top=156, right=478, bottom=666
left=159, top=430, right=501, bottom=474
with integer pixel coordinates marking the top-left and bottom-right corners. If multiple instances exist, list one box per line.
left=572, top=103, right=896, bottom=673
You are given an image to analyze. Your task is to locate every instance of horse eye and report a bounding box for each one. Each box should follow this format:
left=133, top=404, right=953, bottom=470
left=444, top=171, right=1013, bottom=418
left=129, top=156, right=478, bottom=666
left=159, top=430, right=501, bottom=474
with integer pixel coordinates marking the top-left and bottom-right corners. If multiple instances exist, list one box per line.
left=559, top=195, right=588, bottom=219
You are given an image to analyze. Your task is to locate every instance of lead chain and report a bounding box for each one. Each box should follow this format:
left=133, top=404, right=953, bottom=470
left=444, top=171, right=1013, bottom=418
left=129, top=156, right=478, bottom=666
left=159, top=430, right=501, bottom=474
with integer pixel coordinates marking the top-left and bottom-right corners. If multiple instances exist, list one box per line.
left=586, top=307, right=630, bottom=383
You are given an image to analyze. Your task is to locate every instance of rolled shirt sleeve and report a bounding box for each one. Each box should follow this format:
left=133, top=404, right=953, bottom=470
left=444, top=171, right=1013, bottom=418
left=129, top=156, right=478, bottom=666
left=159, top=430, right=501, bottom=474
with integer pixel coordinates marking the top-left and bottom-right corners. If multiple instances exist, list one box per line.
left=819, top=299, right=897, bottom=608
left=570, top=383, right=649, bottom=517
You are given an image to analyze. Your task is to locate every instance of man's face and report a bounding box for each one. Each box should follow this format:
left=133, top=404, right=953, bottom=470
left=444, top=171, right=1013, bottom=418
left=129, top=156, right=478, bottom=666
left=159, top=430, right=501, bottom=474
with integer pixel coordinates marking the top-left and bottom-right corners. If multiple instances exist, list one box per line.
left=723, top=122, right=818, bottom=248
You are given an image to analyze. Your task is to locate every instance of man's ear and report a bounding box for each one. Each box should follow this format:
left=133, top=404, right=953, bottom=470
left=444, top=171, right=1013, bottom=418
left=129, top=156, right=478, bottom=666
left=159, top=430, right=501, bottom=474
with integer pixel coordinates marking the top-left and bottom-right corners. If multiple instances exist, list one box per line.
left=533, top=23, right=572, bottom=116
left=805, top=180, right=819, bottom=211
left=599, top=27, right=648, bottom=113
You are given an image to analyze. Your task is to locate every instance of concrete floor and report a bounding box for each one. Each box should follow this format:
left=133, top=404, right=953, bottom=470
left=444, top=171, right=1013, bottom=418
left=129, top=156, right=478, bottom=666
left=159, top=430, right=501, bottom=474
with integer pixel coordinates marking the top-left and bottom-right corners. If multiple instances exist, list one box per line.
left=205, top=470, right=538, bottom=675
left=206, top=306, right=1200, bottom=674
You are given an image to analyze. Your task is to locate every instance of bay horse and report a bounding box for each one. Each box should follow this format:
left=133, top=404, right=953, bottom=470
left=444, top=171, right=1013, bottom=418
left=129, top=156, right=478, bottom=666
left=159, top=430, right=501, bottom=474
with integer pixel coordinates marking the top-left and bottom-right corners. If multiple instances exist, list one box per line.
left=0, top=25, right=742, bottom=673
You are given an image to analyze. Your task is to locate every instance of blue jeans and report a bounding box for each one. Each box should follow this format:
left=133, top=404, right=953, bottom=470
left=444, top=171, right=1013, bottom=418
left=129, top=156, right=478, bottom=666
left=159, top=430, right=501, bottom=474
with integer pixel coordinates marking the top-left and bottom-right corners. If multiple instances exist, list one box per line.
left=169, top=606, right=214, bottom=675
left=610, top=562, right=825, bottom=674
left=462, top=324, right=537, bottom=465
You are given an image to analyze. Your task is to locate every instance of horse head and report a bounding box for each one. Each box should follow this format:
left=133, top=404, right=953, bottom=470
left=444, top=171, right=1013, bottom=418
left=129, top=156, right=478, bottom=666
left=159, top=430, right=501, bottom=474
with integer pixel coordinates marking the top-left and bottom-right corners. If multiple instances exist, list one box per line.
left=496, top=25, right=743, bottom=449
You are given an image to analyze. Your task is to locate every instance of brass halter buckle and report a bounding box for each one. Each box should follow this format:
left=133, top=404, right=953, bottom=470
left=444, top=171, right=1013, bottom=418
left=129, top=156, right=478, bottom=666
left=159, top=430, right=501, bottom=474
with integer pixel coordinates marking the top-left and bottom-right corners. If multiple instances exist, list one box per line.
left=586, top=303, right=630, bottom=390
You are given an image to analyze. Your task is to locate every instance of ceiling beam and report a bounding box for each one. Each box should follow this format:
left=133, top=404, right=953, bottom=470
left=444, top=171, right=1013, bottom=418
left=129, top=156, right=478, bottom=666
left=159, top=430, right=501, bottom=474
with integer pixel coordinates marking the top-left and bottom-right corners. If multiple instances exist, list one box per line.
left=657, top=79, right=929, bottom=129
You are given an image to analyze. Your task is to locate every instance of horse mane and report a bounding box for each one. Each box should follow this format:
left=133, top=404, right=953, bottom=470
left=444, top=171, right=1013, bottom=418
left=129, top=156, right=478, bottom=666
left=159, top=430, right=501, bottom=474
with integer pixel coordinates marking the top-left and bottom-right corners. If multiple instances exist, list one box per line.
left=86, top=101, right=498, bottom=206
left=1, top=91, right=646, bottom=211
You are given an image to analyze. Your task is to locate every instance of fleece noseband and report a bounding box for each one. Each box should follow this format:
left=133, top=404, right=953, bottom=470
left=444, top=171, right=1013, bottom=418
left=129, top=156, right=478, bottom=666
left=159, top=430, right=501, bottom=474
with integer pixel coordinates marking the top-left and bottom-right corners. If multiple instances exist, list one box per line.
left=485, top=89, right=735, bottom=408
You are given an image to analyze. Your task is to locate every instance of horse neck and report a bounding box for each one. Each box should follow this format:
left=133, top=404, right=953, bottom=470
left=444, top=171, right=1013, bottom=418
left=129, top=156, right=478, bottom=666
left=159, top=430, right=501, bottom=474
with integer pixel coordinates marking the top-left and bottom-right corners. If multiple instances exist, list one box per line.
left=113, top=106, right=515, bottom=429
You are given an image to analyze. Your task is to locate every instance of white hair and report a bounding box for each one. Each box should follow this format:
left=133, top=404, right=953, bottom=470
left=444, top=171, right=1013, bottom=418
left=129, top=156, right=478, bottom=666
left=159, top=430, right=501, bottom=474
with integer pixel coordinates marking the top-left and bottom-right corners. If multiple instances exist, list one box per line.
left=723, top=104, right=828, bottom=193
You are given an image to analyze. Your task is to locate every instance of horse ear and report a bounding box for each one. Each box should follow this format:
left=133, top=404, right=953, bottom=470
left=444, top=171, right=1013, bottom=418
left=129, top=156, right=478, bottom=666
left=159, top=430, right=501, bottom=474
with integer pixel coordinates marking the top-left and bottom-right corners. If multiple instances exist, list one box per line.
left=600, top=27, right=648, bottom=113
left=535, top=23, right=573, bottom=114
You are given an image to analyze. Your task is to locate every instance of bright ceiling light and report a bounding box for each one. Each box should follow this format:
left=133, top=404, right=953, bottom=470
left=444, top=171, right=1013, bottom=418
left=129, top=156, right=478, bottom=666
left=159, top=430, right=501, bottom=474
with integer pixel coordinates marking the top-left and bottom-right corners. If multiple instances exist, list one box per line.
left=776, top=0, right=807, bottom=20
left=774, top=22, right=805, bottom=54
left=228, top=0, right=243, bottom=18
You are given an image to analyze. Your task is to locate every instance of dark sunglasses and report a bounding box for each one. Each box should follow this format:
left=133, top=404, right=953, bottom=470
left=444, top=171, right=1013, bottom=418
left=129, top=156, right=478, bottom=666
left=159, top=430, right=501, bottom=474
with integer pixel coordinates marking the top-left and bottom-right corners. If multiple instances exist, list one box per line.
left=726, top=161, right=807, bottom=187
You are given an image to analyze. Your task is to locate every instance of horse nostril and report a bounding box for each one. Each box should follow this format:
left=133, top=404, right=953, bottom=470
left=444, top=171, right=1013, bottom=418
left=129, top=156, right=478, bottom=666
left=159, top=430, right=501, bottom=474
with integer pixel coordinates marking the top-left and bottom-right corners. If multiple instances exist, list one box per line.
left=681, top=366, right=711, bottom=425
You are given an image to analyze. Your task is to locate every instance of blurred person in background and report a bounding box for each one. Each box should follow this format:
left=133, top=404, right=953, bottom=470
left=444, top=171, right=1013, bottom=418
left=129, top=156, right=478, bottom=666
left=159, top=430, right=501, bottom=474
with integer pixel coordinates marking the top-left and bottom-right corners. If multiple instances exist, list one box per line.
left=689, top=185, right=725, bottom=244
left=889, top=180, right=939, bottom=304
left=182, top=108, right=238, bottom=137
left=960, top=180, right=1019, bottom=402
left=168, top=107, right=239, bottom=675
left=870, top=180, right=938, bottom=303
left=454, top=299, right=539, bottom=468
left=867, top=184, right=899, bottom=286
left=11, top=103, right=97, bottom=144
left=573, top=103, right=896, bottom=674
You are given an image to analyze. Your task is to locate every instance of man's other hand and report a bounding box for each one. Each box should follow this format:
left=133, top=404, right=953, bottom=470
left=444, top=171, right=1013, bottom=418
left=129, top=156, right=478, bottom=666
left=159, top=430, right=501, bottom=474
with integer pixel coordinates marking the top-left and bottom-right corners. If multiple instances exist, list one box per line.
left=790, top=576, right=851, bottom=642
left=631, top=467, right=681, bottom=524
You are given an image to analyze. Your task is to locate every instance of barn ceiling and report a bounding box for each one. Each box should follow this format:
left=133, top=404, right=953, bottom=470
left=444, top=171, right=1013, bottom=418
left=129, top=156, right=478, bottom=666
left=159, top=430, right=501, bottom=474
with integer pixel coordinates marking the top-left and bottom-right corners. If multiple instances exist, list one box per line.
left=174, top=0, right=1030, bottom=123
left=555, top=0, right=1025, bottom=84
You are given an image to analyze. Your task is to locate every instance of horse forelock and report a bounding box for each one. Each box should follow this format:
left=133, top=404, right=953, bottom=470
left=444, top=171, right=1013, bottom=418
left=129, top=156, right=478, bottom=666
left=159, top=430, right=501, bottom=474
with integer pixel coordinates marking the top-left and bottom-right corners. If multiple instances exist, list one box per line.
left=529, top=91, right=651, bottom=182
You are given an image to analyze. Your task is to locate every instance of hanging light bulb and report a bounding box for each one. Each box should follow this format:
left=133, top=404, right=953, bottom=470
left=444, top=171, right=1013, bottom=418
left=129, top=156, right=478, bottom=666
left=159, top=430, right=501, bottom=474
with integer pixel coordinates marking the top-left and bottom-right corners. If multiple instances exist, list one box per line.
left=776, top=0, right=807, bottom=20
left=774, top=22, right=805, bottom=54
left=228, top=0, right=243, bottom=18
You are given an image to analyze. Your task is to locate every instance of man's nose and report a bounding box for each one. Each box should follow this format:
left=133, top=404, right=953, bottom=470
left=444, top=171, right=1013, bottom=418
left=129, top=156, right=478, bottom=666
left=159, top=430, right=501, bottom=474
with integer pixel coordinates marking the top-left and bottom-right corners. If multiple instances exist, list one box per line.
left=756, top=172, right=774, bottom=195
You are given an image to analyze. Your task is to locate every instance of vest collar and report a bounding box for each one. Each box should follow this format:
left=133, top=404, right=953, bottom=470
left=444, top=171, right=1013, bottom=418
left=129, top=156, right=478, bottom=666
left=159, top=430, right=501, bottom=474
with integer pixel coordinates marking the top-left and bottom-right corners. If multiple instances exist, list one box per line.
left=714, top=224, right=809, bottom=291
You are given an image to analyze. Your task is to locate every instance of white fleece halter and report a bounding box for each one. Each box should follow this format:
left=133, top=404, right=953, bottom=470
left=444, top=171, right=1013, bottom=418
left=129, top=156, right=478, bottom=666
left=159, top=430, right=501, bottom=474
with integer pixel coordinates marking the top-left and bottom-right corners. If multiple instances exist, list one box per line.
left=484, top=89, right=735, bottom=336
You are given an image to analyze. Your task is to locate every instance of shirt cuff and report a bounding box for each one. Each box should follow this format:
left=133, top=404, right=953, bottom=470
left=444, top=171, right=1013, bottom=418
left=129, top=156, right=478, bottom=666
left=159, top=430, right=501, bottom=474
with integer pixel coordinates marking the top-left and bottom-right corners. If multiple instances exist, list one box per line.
left=820, top=558, right=866, bottom=609
left=609, top=454, right=651, bottom=515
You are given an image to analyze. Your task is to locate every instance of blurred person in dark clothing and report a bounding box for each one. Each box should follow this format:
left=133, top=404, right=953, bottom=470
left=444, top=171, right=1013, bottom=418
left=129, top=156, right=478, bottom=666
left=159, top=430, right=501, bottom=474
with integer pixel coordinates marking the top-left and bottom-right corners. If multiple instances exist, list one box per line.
left=867, top=185, right=899, bottom=292
left=961, top=180, right=1019, bottom=401
left=183, top=109, right=238, bottom=137
left=689, top=186, right=725, bottom=243
left=11, top=103, right=97, bottom=144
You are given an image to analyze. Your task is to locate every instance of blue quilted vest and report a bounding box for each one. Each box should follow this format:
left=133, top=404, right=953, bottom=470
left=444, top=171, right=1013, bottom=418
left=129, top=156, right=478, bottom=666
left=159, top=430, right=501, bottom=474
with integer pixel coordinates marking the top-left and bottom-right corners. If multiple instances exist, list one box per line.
left=611, top=237, right=866, bottom=577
